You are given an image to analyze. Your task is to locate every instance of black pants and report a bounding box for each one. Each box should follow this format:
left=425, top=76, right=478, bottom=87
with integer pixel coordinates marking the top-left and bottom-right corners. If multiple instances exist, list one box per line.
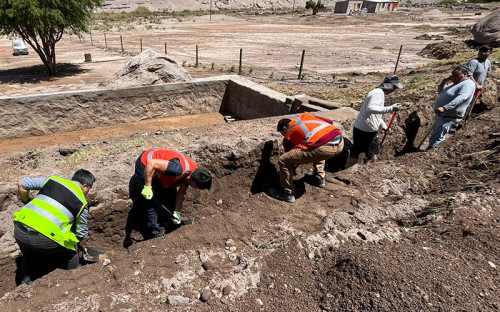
left=126, top=153, right=177, bottom=239
left=350, top=127, right=380, bottom=160
left=14, top=223, right=79, bottom=285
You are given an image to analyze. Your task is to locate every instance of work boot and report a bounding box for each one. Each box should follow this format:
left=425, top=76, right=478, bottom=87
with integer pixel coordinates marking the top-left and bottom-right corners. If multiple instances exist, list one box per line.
left=152, top=232, right=164, bottom=239
left=123, top=237, right=133, bottom=248
left=268, top=188, right=295, bottom=203
left=313, top=175, right=326, bottom=188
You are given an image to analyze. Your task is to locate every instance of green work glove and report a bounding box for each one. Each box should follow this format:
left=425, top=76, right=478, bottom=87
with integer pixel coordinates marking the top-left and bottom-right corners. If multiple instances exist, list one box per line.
left=172, top=211, right=182, bottom=225
left=141, top=186, right=153, bottom=200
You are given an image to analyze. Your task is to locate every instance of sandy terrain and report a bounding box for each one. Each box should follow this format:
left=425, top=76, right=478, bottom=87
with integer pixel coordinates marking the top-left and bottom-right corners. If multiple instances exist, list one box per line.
left=0, top=7, right=482, bottom=97
left=0, top=4, right=499, bottom=312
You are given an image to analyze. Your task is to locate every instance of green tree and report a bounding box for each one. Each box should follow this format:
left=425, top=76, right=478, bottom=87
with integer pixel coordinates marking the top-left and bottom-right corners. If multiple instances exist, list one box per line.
left=0, top=0, right=103, bottom=76
left=305, top=0, right=324, bottom=15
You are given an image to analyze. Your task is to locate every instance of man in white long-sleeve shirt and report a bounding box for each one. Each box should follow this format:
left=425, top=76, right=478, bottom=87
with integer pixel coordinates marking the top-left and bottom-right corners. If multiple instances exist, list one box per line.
left=347, top=75, right=403, bottom=166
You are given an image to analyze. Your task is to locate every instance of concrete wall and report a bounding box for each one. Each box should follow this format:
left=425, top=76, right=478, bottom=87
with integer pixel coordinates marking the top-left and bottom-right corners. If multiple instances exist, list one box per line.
left=220, top=76, right=289, bottom=120
left=0, top=75, right=325, bottom=140
left=0, top=76, right=229, bottom=140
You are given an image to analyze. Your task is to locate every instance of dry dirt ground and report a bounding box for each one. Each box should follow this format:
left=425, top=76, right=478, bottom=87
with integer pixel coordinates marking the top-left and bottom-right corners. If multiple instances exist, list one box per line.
left=0, top=5, right=499, bottom=312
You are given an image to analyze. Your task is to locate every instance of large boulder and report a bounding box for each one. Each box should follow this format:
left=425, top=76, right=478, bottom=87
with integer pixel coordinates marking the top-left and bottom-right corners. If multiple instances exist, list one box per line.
left=470, top=9, right=500, bottom=47
left=103, top=49, right=192, bottom=89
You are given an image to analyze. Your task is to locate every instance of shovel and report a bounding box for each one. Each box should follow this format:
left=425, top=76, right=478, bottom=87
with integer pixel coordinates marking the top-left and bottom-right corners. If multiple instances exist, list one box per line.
left=151, top=198, right=193, bottom=226
left=78, top=245, right=107, bottom=263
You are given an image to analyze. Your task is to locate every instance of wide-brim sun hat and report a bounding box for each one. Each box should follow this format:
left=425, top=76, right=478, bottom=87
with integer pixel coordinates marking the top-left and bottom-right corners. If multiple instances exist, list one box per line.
left=379, top=74, right=404, bottom=90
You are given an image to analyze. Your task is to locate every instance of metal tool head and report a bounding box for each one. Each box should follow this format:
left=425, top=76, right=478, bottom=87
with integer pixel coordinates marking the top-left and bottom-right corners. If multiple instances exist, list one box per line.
left=82, top=247, right=107, bottom=263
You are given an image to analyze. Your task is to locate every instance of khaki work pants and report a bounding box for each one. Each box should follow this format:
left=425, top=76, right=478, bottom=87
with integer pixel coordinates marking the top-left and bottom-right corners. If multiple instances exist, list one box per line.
left=279, top=139, right=344, bottom=195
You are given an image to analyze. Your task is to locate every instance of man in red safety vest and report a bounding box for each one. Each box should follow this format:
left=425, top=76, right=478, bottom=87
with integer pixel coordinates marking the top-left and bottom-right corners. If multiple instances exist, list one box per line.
left=123, top=148, right=212, bottom=247
left=269, top=113, right=345, bottom=203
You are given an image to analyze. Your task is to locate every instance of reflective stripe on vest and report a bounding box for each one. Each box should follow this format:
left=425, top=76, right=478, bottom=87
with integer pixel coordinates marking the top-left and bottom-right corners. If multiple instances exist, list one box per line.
left=147, top=148, right=191, bottom=172
left=291, top=117, right=332, bottom=145
left=13, top=176, right=87, bottom=250
left=31, top=194, right=74, bottom=224
left=22, top=202, right=66, bottom=229
left=286, top=113, right=338, bottom=149
left=147, top=148, right=160, bottom=160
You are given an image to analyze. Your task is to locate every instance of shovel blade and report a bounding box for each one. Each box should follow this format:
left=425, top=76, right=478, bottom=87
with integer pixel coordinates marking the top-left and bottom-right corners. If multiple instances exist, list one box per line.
left=82, top=247, right=107, bottom=263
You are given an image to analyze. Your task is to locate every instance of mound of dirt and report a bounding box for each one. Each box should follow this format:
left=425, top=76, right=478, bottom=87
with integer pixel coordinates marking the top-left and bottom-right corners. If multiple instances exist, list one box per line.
left=417, top=40, right=469, bottom=59
left=471, top=9, right=500, bottom=47
left=422, top=8, right=447, bottom=18
left=102, top=49, right=192, bottom=89
left=414, top=33, right=444, bottom=40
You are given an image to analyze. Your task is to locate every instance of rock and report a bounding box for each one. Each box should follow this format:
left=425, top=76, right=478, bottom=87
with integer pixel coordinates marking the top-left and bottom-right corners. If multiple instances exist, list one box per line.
left=222, top=285, right=233, bottom=295
left=58, top=148, right=77, bottom=156
left=167, top=295, right=190, bottom=305
left=103, top=49, right=192, bottom=89
left=471, top=10, right=500, bottom=47
left=200, top=289, right=212, bottom=302
left=488, top=261, right=496, bottom=269
left=102, top=259, right=111, bottom=267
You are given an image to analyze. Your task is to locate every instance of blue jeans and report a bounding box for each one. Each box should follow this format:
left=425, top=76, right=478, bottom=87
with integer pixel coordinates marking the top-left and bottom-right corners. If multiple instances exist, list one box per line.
left=428, top=116, right=461, bottom=149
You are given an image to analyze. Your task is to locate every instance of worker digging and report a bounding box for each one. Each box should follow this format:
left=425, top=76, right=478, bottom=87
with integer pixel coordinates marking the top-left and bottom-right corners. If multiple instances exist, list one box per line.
left=13, top=169, right=95, bottom=285
left=268, top=112, right=345, bottom=203
left=123, top=148, right=212, bottom=248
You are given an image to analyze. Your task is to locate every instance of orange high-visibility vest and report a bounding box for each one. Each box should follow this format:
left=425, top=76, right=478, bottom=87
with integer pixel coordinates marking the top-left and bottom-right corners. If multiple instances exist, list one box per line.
left=285, top=113, right=339, bottom=150
left=141, top=148, right=198, bottom=188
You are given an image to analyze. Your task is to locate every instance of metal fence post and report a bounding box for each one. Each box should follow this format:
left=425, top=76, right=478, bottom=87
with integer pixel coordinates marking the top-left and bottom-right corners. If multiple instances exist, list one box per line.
left=298, top=50, right=305, bottom=79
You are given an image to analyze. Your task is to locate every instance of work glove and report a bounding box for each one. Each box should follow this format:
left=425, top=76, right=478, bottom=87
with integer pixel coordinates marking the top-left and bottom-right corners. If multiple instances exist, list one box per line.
left=141, top=186, right=153, bottom=200
left=172, top=211, right=182, bottom=225
left=391, top=103, right=401, bottom=112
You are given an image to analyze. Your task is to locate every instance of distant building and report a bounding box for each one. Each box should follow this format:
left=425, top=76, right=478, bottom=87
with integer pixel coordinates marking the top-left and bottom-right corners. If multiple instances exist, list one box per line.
left=334, top=0, right=364, bottom=14
left=363, top=0, right=399, bottom=13
left=334, top=0, right=399, bottom=14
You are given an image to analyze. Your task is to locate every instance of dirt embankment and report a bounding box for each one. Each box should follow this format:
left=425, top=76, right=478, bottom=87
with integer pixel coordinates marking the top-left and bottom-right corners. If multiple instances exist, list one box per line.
left=0, top=5, right=499, bottom=312
left=0, top=85, right=498, bottom=310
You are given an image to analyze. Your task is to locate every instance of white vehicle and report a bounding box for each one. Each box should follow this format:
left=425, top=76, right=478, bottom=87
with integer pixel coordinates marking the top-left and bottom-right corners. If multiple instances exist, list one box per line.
left=12, top=39, right=29, bottom=56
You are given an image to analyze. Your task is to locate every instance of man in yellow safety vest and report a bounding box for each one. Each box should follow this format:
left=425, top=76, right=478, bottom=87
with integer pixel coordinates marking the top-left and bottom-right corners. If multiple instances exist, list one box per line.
left=13, top=169, right=95, bottom=285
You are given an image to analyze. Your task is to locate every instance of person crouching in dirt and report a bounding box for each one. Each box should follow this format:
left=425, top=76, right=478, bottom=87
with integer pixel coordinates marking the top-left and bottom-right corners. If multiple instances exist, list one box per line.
left=13, top=169, right=95, bottom=285
left=268, top=113, right=344, bottom=203
left=426, top=66, right=475, bottom=150
left=123, top=148, right=212, bottom=248
left=346, top=75, right=403, bottom=167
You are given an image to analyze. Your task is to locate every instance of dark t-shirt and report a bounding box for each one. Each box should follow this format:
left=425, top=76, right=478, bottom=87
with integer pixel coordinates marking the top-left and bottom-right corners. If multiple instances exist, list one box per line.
left=165, top=158, right=183, bottom=177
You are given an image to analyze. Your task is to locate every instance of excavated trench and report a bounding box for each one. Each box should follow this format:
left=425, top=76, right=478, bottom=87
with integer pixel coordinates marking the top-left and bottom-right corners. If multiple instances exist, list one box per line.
left=0, top=75, right=349, bottom=297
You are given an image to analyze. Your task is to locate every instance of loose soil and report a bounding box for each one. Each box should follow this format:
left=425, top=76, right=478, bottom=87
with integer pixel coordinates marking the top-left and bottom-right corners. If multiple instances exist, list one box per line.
left=0, top=5, right=499, bottom=312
